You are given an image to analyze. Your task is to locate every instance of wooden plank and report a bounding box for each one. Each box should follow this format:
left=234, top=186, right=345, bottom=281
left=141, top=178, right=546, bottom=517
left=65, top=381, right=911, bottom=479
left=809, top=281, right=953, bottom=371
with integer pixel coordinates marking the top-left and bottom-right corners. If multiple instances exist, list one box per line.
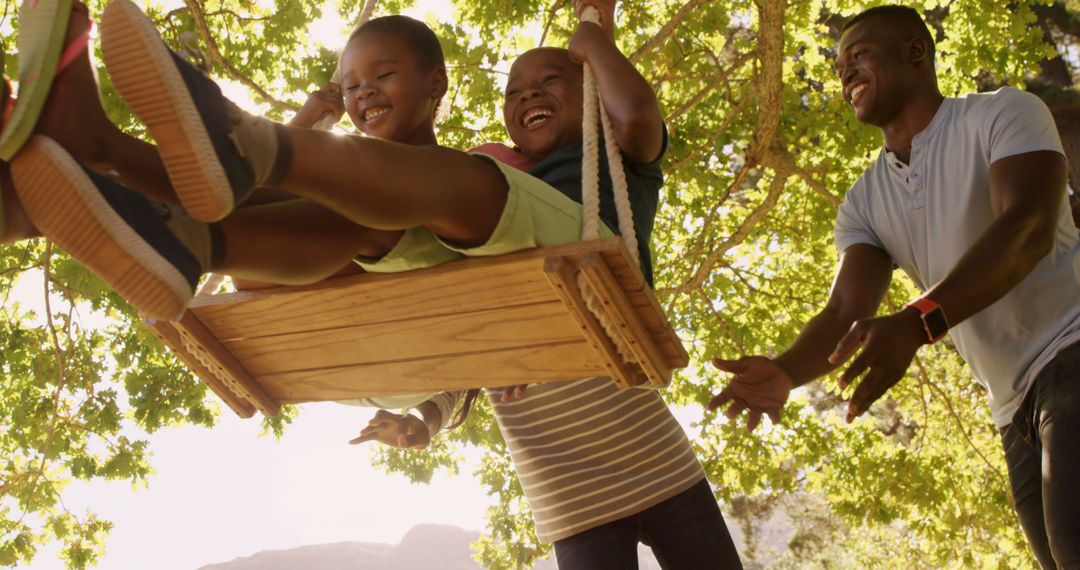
left=193, top=256, right=553, bottom=341
left=145, top=319, right=256, bottom=418
left=190, top=238, right=637, bottom=338
left=595, top=248, right=688, bottom=368
left=228, top=301, right=583, bottom=376
left=257, top=340, right=604, bottom=403
left=578, top=252, right=670, bottom=387
left=151, top=237, right=689, bottom=417
left=170, top=312, right=280, bottom=417
left=544, top=256, right=639, bottom=388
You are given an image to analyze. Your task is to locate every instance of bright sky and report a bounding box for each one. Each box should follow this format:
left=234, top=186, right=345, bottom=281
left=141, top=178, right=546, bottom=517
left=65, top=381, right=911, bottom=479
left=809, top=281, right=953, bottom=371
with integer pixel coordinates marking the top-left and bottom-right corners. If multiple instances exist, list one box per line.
left=13, top=1, right=697, bottom=568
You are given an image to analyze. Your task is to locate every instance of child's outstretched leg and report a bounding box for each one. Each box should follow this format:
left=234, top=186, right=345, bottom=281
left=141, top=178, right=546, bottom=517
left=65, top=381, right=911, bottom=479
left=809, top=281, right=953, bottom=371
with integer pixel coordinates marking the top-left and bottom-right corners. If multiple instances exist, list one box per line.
left=27, top=1, right=178, bottom=205
left=11, top=135, right=394, bottom=318
left=0, top=75, right=40, bottom=243
left=12, top=136, right=207, bottom=319
left=101, top=0, right=507, bottom=246
left=213, top=200, right=404, bottom=285
left=1, top=165, right=41, bottom=243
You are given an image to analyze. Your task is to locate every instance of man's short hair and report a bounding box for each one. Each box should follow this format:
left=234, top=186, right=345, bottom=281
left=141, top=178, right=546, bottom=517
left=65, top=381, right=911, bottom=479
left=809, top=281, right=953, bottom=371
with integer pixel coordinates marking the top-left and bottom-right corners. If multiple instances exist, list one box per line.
left=842, top=5, right=935, bottom=58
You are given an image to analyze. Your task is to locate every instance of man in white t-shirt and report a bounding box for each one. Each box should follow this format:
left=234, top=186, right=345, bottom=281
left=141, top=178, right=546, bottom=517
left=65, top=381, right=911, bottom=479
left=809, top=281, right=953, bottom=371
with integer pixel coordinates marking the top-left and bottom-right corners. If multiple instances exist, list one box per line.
left=708, top=5, right=1080, bottom=567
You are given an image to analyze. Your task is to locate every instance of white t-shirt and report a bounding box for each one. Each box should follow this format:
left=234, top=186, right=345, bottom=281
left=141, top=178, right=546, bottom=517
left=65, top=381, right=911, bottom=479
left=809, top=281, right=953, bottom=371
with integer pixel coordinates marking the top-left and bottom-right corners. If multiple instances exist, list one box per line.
left=834, top=87, right=1080, bottom=427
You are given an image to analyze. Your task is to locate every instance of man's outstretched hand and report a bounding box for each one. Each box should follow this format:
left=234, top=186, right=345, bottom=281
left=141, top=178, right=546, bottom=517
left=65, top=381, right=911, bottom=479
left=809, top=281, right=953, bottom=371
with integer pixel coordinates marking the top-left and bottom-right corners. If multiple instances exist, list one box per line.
left=828, top=308, right=925, bottom=422
left=708, top=356, right=794, bottom=432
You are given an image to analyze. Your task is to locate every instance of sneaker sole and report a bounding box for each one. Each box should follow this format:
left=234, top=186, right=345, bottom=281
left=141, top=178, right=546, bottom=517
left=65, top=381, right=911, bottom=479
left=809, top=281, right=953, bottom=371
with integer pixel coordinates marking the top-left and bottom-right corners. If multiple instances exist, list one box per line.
left=11, top=136, right=192, bottom=320
left=101, top=0, right=233, bottom=222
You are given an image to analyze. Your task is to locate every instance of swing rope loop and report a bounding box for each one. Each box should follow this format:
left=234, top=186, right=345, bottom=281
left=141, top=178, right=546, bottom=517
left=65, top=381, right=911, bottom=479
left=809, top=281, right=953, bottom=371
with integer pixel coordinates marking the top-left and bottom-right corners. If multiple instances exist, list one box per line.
left=577, top=6, right=650, bottom=383
left=579, top=6, right=638, bottom=266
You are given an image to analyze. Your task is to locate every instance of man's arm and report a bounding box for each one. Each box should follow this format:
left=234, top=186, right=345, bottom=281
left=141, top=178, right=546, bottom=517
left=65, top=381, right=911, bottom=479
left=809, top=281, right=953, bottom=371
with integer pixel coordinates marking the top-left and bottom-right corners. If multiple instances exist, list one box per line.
left=568, top=0, right=664, bottom=164
left=777, top=244, right=894, bottom=385
left=918, top=150, right=1065, bottom=325
left=710, top=244, right=892, bottom=430
left=829, top=151, right=1066, bottom=421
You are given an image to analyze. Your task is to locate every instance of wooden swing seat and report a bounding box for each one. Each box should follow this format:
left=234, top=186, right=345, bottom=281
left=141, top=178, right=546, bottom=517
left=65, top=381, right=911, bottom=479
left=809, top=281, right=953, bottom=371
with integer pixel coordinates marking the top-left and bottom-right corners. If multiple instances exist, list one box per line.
left=148, top=237, right=689, bottom=418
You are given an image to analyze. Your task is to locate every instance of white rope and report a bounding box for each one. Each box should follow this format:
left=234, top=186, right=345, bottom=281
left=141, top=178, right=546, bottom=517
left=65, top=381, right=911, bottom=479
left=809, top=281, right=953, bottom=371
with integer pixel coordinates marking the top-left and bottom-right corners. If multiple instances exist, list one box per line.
left=176, top=324, right=255, bottom=407
left=580, top=37, right=603, bottom=241
left=578, top=7, right=650, bottom=385
left=579, top=6, right=638, bottom=265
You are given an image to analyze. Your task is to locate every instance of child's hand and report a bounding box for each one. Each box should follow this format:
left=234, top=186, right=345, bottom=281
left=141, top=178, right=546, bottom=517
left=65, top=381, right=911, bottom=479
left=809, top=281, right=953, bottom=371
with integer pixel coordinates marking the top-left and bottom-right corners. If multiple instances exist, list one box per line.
left=290, top=82, right=345, bottom=129
left=500, top=385, right=528, bottom=402
left=574, top=0, right=616, bottom=40
left=349, top=409, right=431, bottom=448
left=569, top=0, right=616, bottom=65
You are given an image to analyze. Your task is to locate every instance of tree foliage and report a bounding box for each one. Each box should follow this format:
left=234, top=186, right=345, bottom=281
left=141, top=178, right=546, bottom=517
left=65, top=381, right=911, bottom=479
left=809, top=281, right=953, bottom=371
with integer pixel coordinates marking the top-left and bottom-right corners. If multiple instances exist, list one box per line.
left=0, top=0, right=1071, bottom=567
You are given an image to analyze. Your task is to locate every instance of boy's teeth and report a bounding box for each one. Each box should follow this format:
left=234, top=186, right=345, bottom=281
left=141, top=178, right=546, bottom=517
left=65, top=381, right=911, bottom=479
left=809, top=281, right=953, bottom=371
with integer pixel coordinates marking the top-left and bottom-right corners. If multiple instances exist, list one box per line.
left=365, top=107, right=390, bottom=121
left=523, top=107, right=554, bottom=127
left=851, top=84, right=867, bottom=102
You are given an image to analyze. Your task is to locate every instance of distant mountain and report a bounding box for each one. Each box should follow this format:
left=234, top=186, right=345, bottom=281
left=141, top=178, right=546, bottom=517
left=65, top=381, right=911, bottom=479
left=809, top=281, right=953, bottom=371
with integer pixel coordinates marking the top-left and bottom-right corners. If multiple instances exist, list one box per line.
left=198, top=524, right=662, bottom=570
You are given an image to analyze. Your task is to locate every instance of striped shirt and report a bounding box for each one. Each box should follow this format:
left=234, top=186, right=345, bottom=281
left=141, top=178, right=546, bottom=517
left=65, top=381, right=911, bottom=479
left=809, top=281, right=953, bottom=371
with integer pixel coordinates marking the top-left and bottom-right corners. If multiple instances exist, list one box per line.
left=425, top=378, right=705, bottom=543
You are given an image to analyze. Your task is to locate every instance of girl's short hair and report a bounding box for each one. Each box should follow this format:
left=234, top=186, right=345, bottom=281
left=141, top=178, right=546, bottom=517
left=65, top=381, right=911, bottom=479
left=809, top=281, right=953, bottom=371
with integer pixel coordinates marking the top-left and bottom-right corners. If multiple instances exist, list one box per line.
left=349, top=15, right=446, bottom=71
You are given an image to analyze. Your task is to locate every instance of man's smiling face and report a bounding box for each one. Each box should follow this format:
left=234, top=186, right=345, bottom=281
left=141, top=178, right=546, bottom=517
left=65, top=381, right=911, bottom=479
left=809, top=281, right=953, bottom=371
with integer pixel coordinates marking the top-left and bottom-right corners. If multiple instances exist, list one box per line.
left=502, top=48, right=585, bottom=161
left=835, top=17, right=917, bottom=127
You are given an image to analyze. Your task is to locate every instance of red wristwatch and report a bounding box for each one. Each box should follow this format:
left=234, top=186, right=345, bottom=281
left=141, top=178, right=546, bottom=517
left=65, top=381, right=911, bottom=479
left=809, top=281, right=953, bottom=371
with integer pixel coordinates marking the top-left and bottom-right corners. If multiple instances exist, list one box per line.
left=906, top=297, right=950, bottom=344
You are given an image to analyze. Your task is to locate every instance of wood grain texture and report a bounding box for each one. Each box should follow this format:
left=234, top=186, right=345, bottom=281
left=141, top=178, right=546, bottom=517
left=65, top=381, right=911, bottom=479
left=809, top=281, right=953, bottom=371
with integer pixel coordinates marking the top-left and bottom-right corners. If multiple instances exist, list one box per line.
left=257, top=340, right=605, bottom=403
left=228, top=302, right=583, bottom=375
left=544, top=256, right=638, bottom=388
left=578, top=252, right=669, bottom=387
left=161, top=238, right=688, bottom=416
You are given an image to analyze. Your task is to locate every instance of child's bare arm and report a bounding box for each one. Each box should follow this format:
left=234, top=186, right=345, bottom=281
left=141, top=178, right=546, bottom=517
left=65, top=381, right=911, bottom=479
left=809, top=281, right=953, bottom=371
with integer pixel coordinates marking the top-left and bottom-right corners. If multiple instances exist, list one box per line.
left=290, top=82, right=345, bottom=129
left=350, top=408, right=433, bottom=448
left=569, top=0, right=664, bottom=164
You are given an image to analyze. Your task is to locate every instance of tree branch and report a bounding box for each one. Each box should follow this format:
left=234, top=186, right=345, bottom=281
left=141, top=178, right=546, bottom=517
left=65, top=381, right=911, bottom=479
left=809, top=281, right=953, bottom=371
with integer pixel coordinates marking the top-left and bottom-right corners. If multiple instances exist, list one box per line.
left=764, top=147, right=840, bottom=206
left=665, top=0, right=787, bottom=299
left=538, top=0, right=570, bottom=47
left=629, top=0, right=712, bottom=64
left=659, top=171, right=788, bottom=298
left=183, top=0, right=297, bottom=112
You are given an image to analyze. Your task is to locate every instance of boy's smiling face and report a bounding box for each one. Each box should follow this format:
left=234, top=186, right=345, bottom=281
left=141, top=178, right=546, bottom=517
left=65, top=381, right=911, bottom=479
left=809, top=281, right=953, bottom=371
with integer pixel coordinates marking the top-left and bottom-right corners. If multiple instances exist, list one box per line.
left=340, top=30, right=446, bottom=145
left=503, top=48, right=584, bottom=162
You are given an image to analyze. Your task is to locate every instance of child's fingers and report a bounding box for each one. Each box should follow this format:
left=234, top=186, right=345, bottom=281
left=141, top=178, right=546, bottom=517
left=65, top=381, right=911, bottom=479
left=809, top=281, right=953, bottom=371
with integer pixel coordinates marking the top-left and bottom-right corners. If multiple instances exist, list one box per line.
left=349, top=431, right=380, bottom=445
left=365, top=418, right=392, bottom=432
left=501, top=385, right=528, bottom=401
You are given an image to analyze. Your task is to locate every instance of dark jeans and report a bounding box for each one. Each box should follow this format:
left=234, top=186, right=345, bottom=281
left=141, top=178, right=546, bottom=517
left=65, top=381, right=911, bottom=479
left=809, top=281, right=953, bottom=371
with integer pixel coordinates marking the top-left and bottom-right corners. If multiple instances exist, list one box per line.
left=552, top=478, right=742, bottom=569
left=1001, top=341, right=1080, bottom=569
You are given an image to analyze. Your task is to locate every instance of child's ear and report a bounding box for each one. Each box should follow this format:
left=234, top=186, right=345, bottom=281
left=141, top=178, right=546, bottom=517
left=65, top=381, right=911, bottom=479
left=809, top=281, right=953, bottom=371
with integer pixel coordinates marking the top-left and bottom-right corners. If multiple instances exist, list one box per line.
left=431, top=66, right=449, bottom=100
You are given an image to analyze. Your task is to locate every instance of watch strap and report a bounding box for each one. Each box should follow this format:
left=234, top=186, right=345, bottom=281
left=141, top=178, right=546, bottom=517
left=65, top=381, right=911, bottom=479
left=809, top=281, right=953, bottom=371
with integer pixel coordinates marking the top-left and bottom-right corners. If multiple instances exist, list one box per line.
left=906, top=297, right=949, bottom=343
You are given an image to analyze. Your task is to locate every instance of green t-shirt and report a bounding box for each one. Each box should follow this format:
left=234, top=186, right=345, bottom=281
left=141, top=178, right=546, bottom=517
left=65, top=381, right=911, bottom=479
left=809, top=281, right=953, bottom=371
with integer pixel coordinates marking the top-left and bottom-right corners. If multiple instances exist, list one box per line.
left=527, top=127, right=667, bottom=286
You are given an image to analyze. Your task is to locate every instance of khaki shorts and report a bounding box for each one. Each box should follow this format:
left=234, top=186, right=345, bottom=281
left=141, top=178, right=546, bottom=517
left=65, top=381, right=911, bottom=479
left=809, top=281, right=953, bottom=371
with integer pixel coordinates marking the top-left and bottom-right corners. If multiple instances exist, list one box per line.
left=355, top=154, right=612, bottom=273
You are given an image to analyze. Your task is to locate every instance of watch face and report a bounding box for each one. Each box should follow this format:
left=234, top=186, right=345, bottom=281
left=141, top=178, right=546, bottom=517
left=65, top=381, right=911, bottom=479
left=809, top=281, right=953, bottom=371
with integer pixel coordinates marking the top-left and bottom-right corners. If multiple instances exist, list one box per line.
left=924, top=308, right=949, bottom=340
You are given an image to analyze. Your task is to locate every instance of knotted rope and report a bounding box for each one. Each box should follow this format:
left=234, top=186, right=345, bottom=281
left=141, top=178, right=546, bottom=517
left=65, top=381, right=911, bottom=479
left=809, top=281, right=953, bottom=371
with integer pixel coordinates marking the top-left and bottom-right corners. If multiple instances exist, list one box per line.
left=577, top=7, right=647, bottom=382
left=579, top=7, right=638, bottom=264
